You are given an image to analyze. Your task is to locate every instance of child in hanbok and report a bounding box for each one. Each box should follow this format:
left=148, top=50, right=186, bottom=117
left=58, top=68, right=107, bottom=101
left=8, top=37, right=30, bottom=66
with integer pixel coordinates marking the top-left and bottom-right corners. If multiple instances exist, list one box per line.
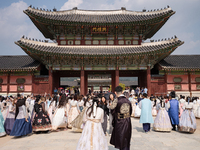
left=10, top=97, right=32, bottom=137
left=76, top=97, right=108, bottom=150
left=178, top=97, right=196, bottom=133
left=153, top=99, right=172, bottom=132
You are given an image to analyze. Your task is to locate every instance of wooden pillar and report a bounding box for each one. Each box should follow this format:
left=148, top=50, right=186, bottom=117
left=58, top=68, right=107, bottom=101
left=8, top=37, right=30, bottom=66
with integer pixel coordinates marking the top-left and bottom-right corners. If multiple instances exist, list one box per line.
left=31, top=74, right=35, bottom=95
left=7, top=73, right=10, bottom=96
left=49, top=67, right=53, bottom=96
left=100, top=86, right=103, bottom=92
left=188, top=71, right=192, bottom=97
left=147, top=66, right=151, bottom=96
left=115, top=69, right=119, bottom=87
left=164, top=72, right=168, bottom=96
left=91, top=86, right=94, bottom=92
left=111, top=71, right=115, bottom=93
left=84, top=71, right=88, bottom=95
left=80, top=69, right=85, bottom=95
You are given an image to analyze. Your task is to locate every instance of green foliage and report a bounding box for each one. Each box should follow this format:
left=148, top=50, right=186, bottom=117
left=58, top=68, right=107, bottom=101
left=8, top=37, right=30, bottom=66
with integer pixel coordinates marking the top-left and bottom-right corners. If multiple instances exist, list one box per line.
left=119, top=83, right=126, bottom=91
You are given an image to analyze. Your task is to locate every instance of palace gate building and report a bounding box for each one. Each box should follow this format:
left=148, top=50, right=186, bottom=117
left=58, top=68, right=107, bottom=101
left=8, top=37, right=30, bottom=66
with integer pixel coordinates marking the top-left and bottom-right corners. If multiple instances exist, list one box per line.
left=1, top=5, right=199, bottom=97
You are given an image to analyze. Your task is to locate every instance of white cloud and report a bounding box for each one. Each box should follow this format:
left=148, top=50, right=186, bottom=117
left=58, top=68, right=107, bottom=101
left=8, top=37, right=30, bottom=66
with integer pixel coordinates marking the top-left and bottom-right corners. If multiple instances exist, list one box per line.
left=60, top=0, right=83, bottom=10
left=0, top=1, right=44, bottom=55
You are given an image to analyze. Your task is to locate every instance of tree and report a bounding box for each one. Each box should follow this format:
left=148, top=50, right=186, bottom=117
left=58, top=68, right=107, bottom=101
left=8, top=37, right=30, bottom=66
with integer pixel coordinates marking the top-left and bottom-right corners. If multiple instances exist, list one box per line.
left=119, top=83, right=126, bottom=91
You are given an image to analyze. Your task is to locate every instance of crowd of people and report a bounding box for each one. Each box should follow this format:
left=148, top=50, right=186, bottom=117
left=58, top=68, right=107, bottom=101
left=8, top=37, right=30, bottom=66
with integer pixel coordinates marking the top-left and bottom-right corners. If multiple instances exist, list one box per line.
left=0, top=86, right=199, bottom=150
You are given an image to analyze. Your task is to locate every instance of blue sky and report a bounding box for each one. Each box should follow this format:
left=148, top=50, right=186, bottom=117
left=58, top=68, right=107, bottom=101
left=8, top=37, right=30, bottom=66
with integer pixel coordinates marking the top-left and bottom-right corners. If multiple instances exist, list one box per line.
left=0, top=0, right=200, bottom=55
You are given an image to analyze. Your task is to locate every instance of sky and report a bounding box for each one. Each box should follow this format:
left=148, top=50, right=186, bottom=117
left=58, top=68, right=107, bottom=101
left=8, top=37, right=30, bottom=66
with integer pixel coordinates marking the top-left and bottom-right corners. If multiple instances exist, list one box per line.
left=0, top=0, right=200, bottom=55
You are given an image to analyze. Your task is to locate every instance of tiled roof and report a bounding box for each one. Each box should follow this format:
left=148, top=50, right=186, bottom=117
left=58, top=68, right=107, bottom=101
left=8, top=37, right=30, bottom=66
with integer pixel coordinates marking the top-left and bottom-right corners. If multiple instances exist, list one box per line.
left=24, top=6, right=175, bottom=24
left=159, top=55, right=200, bottom=70
left=15, top=37, right=183, bottom=56
left=0, top=55, right=40, bottom=71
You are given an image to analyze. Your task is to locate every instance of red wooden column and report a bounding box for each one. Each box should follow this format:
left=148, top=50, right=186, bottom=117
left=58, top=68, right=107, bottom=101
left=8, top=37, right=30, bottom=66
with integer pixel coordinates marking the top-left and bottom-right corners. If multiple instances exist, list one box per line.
left=7, top=73, right=10, bottom=96
left=91, top=86, right=94, bottom=92
left=100, top=86, right=103, bottom=92
left=31, top=74, right=35, bottom=95
left=147, top=66, right=151, bottom=96
left=84, top=71, right=88, bottom=95
left=48, top=67, right=53, bottom=96
left=164, top=72, right=168, bottom=95
left=111, top=71, right=115, bottom=93
left=188, top=71, right=192, bottom=97
left=115, top=69, right=119, bottom=87
left=80, top=69, right=85, bottom=95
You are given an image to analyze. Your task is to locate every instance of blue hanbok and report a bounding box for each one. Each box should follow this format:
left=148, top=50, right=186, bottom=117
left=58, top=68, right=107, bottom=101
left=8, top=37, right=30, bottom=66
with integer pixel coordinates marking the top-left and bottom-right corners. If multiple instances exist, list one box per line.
left=0, top=103, right=6, bottom=137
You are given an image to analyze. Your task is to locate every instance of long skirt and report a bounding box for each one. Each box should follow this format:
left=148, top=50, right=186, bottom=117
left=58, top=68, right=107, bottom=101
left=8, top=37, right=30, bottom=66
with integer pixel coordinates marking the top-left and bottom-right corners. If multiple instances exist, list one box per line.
left=10, top=117, right=32, bottom=137
left=71, top=107, right=87, bottom=132
left=196, top=106, right=200, bottom=118
left=178, top=109, right=196, bottom=133
left=4, top=117, right=15, bottom=135
left=76, top=120, right=108, bottom=150
left=52, top=108, right=67, bottom=130
left=179, top=103, right=184, bottom=117
left=68, top=107, right=79, bottom=128
left=32, top=111, right=52, bottom=132
left=134, top=105, right=141, bottom=118
left=152, top=107, right=157, bottom=116
left=101, top=112, right=107, bottom=134
left=131, top=104, right=136, bottom=117
left=153, top=108, right=172, bottom=132
left=108, top=112, right=113, bottom=134
left=0, top=111, right=6, bottom=137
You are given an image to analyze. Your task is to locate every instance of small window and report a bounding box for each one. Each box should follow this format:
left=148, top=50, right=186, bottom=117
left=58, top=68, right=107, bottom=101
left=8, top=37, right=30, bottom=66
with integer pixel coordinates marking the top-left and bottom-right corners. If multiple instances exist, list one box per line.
left=0, top=78, right=3, bottom=84
left=85, top=41, right=91, bottom=45
left=17, top=85, right=24, bottom=91
left=108, top=40, right=114, bottom=45
left=16, top=78, right=26, bottom=84
left=197, top=85, right=200, bottom=90
left=174, top=85, right=181, bottom=90
left=133, top=40, right=138, bottom=45
left=68, top=40, right=73, bottom=45
left=93, top=40, right=99, bottom=45
left=118, top=40, right=124, bottom=45
left=60, top=40, right=66, bottom=45
left=195, top=77, right=200, bottom=82
left=173, top=77, right=182, bottom=83
left=126, top=40, right=131, bottom=45
left=75, top=40, right=81, bottom=45
left=100, top=40, right=106, bottom=45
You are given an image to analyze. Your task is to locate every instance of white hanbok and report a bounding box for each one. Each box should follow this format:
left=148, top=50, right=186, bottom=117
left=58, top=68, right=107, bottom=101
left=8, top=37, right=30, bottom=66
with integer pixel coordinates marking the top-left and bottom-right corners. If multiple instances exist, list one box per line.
left=52, top=106, right=67, bottom=130
left=134, top=105, right=141, bottom=117
left=76, top=107, right=108, bottom=150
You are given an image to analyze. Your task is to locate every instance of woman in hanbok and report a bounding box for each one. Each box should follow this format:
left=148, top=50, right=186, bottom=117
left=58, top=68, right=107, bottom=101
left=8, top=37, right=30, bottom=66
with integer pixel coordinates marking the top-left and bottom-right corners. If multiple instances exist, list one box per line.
left=179, top=96, right=186, bottom=117
left=71, top=95, right=91, bottom=132
left=48, top=96, right=57, bottom=122
left=0, top=101, right=6, bottom=137
left=99, top=96, right=109, bottom=135
left=192, top=99, right=199, bottom=117
left=76, top=97, right=108, bottom=150
left=32, top=97, right=51, bottom=132
left=10, top=98, right=32, bottom=137
left=107, top=93, right=115, bottom=135
left=67, top=95, right=80, bottom=128
left=196, top=104, right=200, bottom=118
left=152, top=100, right=157, bottom=117
left=153, top=99, right=172, bottom=132
left=134, top=103, right=141, bottom=118
left=1, top=98, right=9, bottom=120
left=4, top=98, right=16, bottom=135
left=178, top=97, right=197, bottom=133
left=52, top=95, right=67, bottom=131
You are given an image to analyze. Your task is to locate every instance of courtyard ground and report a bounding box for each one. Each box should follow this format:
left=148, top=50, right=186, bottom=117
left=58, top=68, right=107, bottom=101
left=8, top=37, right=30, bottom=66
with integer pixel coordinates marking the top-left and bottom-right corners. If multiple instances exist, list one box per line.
left=0, top=117, right=200, bottom=150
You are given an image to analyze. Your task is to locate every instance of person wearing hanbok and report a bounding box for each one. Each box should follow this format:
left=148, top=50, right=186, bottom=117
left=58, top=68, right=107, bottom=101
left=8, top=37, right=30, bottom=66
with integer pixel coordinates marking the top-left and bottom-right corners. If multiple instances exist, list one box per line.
left=0, top=101, right=6, bottom=137
left=131, top=101, right=137, bottom=117
left=153, top=99, right=172, bottom=132
left=167, top=91, right=179, bottom=131
left=179, top=96, right=186, bottom=117
left=78, top=96, right=84, bottom=112
left=67, top=95, right=80, bottom=128
left=1, top=99, right=9, bottom=120
left=134, top=99, right=141, bottom=118
left=196, top=104, right=200, bottom=118
left=71, top=95, right=92, bottom=132
left=10, top=96, right=32, bottom=137
left=4, top=98, right=16, bottom=135
left=52, top=95, right=67, bottom=130
left=152, top=100, right=157, bottom=116
left=32, top=97, right=51, bottom=132
left=110, top=86, right=132, bottom=150
left=178, top=97, right=196, bottom=133
left=139, top=93, right=154, bottom=133
left=48, top=96, right=57, bottom=122
left=107, top=93, right=115, bottom=135
left=192, top=99, right=199, bottom=117
left=99, top=96, right=109, bottom=135
left=76, top=97, right=108, bottom=150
